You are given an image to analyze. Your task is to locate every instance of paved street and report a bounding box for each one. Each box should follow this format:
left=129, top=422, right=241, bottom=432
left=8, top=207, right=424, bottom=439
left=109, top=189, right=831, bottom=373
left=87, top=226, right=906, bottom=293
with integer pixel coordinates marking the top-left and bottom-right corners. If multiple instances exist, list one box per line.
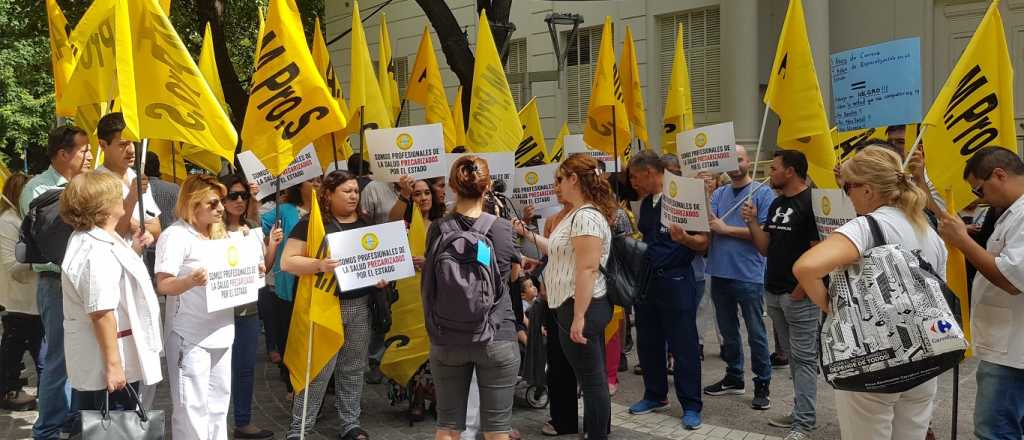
left=0, top=295, right=976, bottom=439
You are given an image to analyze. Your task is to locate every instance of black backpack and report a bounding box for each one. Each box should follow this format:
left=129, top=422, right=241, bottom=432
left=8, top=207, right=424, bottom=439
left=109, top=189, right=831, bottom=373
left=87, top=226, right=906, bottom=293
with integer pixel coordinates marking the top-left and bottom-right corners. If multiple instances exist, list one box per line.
left=17, top=188, right=73, bottom=265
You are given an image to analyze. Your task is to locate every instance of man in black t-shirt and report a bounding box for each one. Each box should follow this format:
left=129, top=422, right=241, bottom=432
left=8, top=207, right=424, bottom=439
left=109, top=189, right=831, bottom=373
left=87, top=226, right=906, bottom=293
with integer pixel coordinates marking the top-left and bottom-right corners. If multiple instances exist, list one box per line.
left=742, top=150, right=820, bottom=438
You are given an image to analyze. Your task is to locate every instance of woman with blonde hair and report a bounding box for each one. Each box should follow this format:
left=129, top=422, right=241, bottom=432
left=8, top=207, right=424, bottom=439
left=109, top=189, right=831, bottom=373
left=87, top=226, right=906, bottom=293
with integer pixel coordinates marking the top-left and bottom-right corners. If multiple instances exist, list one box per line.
left=793, top=145, right=947, bottom=439
left=58, top=171, right=162, bottom=410
left=155, top=174, right=234, bottom=439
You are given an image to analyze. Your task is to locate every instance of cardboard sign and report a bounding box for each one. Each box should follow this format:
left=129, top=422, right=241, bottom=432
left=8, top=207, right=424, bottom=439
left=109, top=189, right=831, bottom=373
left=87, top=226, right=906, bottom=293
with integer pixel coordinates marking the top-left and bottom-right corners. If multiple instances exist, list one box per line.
left=676, top=122, right=739, bottom=176
left=563, top=134, right=622, bottom=170
left=660, top=174, right=709, bottom=231
left=510, top=163, right=559, bottom=212
left=812, top=188, right=857, bottom=238
left=445, top=152, right=515, bottom=198
left=202, top=236, right=265, bottom=313
left=329, top=221, right=415, bottom=291
left=365, top=124, right=447, bottom=182
left=831, top=38, right=922, bottom=131
left=238, top=144, right=323, bottom=200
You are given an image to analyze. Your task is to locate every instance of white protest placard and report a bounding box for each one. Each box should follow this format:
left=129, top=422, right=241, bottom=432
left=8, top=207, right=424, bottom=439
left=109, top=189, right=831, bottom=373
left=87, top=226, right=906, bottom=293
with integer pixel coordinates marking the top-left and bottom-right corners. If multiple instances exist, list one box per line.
left=365, top=124, right=446, bottom=182
left=660, top=174, right=710, bottom=231
left=325, top=160, right=348, bottom=173
left=329, top=221, right=415, bottom=291
left=445, top=152, right=515, bottom=199
left=510, top=163, right=559, bottom=212
left=237, top=144, right=323, bottom=200
left=202, top=236, right=265, bottom=313
left=677, top=122, right=739, bottom=176
left=812, top=188, right=856, bottom=238
left=563, top=135, right=622, bottom=170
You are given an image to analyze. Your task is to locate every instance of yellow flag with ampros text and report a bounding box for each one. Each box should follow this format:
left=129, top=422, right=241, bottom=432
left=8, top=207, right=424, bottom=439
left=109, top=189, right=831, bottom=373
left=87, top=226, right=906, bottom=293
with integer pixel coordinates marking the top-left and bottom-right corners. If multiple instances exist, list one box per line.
left=764, top=0, right=836, bottom=188
left=243, top=0, right=347, bottom=176
left=466, top=10, right=522, bottom=153
left=46, top=0, right=77, bottom=117
left=379, top=14, right=401, bottom=121
left=347, top=0, right=393, bottom=157
left=452, top=86, right=467, bottom=148
left=620, top=25, right=648, bottom=145
left=407, top=27, right=456, bottom=152
left=516, top=98, right=548, bottom=167
left=662, top=24, right=693, bottom=155
left=924, top=0, right=1016, bottom=211
left=548, top=121, right=569, bottom=163
left=584, top=17, right=631, bottom=158
left=311, top=16, right=355, bottom=168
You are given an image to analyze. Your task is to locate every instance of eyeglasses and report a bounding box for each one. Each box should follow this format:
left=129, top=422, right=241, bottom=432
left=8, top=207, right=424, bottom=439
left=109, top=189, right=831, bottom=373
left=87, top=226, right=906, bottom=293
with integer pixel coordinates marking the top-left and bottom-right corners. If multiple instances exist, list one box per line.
left=225, top=191, right=250, bottom=201
left=843, top=182, right=864, bottom=196
left=205, top=199, right=223, bottom=210
left=555, top=175, right=564, bottom=184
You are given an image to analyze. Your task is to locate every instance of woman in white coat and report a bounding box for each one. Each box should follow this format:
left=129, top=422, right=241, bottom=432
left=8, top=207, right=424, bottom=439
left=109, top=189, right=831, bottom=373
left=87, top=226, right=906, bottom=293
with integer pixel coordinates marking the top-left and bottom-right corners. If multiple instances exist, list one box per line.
left=58, top=171, right=162, bottom=409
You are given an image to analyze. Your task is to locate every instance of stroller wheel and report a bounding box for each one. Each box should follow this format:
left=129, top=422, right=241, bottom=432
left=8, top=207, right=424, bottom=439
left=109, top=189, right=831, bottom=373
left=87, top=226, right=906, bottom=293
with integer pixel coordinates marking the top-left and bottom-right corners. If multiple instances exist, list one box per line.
left=526, top=385, right=549, bottom=409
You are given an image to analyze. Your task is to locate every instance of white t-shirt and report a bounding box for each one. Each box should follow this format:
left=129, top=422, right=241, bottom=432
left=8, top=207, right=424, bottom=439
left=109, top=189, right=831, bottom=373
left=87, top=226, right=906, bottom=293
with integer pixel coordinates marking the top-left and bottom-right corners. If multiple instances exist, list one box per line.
left=96, top=166, right=161, bottom=221
left=972, top=195, right=1024, bottom=368
left=835, top=206, right=948, bottom=280
left=545, top=205, right=611, bottom=308
left=155, top=221, right=234, bottom=348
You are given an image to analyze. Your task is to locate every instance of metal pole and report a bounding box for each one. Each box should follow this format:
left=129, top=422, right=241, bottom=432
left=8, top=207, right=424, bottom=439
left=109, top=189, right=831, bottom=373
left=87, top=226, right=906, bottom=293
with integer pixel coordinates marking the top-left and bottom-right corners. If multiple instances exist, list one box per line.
left=749, top=104, right=771, bottom=181
left=299, top=320, right=314, bottom=440
left=951, top=363, right=959, bottom=440
left=330, top=133, right=339, bottom=171
left=136, top=140, right=148, bottom=228
left=394, top=99, right=407, bottom=127
left=611, top=105, right=620, bottom=198
left=358, top=107, right=366, bottom=176
left=171, top=142, right=178, bottom=183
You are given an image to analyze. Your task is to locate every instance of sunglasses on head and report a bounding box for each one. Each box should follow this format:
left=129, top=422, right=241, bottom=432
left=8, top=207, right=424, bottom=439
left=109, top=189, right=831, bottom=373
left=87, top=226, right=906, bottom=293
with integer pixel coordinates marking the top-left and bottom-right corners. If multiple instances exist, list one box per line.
left=842, top=182, right=864, bottom=196
left=225, top=191, right=251, bottom=201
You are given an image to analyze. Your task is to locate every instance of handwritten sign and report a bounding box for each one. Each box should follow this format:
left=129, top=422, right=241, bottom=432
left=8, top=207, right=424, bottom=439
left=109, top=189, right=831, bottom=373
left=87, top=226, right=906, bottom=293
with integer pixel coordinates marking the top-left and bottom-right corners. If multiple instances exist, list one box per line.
left=660, top=174, right=709, bottom=231
left=445, top=152, right=515, bottom=198
left=365, top=124, right=446, bottom=182
left=328, top=221, right=415, bottom=291
left=831, top=38, right=922, bottom=131
left=812, top=188, right=857, bottom=238
left=677, top=122, right=739, bottom=176
left=238, top=144, right=323, bottom=200
left=563, top=135, right=622, bottom=170
left=511, top=163, right=559, bottom=212
left=203, top=236, right=265, bottom=313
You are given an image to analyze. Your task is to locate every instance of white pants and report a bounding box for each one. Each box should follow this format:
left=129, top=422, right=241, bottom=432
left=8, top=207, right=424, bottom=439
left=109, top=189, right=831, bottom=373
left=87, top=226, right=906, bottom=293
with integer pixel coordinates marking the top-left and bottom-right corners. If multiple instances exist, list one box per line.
left=167, top=332, right=232, bottom=440
left=834, top=378, right=937, bottom=440
left=461, top=371, right=480, bottom=440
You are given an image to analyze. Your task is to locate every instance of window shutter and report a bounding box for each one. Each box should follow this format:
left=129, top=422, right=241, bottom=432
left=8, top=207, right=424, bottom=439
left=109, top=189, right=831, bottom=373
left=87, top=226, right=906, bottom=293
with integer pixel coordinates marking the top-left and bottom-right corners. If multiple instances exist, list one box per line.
left=658, top=7, right=722, bottom=121
left=565, top=26, right=601, bottom=124
left=505, top=38, right=528, bottom=109
left=395, top=56, right=410, bottom=126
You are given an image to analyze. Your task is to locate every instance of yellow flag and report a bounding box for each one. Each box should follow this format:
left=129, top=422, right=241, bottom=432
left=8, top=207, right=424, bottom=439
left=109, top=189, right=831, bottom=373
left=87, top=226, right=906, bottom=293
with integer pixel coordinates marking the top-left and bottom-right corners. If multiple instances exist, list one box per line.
left=620, top=25, right=647, bottom=145
left=407, top=27, right=457, bottom=152
left=452, top=86, right=467, bottom=148
left=348, top=0, right=393, bottom=158
left=148, top=140, right=188, bottom=180
left=159, top=0, right=171, bottom=14
left=583, top=17, right=630, bottom=157
left=311, top=17, right=355, bottom=168
left=548, top=121, right=569, bottom=163
left=662, top=24, right=694, bottom=154
left=409, top=202, right=427, bottom=257
left=764, top=0, right=836, bottom=188
left=378, top=14, right=401, bottom=121
left=941, top=189, right=972, bottom=357
left=254, top=7, right=265, bottom=66
left=381, top=207, right=429, bottom=385
left=516, top=98, right=548, bottom=167
left=285, top=190, right=344, bottom=393
left=198, top=23, right=228, bottom=112
left=46, top=0, right=77, bottom=117
left=242, top=0, right=347, bottom=176
left=924, top=0, right=1016, bottom=211
left=833, top=126, right=887, bottom=162
left=466, top=10, right=522, bottom=153
left=75, top=102, right=108, bottom=161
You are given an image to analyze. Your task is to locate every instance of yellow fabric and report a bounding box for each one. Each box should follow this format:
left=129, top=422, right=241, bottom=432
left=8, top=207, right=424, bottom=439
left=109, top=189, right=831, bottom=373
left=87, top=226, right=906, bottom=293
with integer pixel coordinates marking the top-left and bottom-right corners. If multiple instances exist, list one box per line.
left=74, top=101, right=107, bottom=161
left=46, top=0, right=77, bottom=117
left=159, top=0, right=171, bottom=14
left=583, top=17, right=630, bottom=158
left=242, top=0, right=346, bottom=176
left=254, top=7, right=265, bottom=67
left=452, top=86, right=467, bottom=148
left=148, top=140, right=187, bottom=180
left=662, top=24, right=694, bottom=155
left=548, top=121, right=569, bottom=163
left=923, top=0, right=1016, bottom=212
left=285, top=191, right=345, bottom=393
left=943, top=189, right=972, bottom=357
left=604, top=305, right=624, bottom=343
left=516, top=97, right=548, bottom=167
left=380, top=208, right=429, bottom=385
left=466, top=10, right=522, bottom=153
left=763, top=0, right=836, bottom=188
left=407, top=27, right=456, bottom=152
left=378, top=14, right=401, bottom=122
left=619, top=26, right=647, bottom=145
left=346, top=0, right=393, bottom=159
left=198, top=23, right=228, bottom=112
left=311, top=17, right=354, bottom=168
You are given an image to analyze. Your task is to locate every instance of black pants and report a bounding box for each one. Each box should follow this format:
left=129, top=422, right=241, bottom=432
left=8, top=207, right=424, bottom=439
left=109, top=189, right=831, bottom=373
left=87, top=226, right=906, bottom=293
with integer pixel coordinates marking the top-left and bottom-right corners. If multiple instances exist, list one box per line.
left=0, top=312, right=43, bottom=394
left=263, top=290, right=295, bottom=392
left=77, top=382, right=140, bottom=411
left=544, top=304, right=579, bottom=435
left=556, top=297, right=612, bottom=440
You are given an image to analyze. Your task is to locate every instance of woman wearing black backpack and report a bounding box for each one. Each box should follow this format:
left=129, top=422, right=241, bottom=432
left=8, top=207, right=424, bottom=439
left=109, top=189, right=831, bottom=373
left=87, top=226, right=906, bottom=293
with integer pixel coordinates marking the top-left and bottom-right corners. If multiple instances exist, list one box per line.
left=423, top=155, right=521, bottom=440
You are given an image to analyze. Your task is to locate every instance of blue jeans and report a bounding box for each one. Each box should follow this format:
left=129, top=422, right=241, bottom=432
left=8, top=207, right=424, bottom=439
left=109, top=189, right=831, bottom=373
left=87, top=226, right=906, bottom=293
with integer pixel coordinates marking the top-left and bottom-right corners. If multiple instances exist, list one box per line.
left=709, top=277, right=771, bottom=385
left=975, top=360, right=1024, bottom=439
left=766, top=293, right=819, bottom=433
left=637, top=270, right=702, bottom=412
left=232, top=314, right=260, bottom=427
left=33, top=273, right=73, bottom=440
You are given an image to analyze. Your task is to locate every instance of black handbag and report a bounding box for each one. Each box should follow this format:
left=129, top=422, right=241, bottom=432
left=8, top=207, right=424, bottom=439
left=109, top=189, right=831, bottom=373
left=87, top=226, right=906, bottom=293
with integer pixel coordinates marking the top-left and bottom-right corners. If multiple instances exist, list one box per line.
left=81, top=386, right=164, bottom=440
left=369, top=283, right=396, bottom=334
left=571, top=208, right=649, bottom=308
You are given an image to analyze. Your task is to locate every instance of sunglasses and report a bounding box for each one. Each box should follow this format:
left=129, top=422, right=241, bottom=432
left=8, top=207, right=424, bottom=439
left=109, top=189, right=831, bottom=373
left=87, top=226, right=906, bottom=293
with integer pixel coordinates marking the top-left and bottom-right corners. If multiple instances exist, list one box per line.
left=842, top=182, right=864, bottom=196
left=971, top=172, right=995, bottom=198
left=206, top=199, right=223, bottom=209
left=225, top=191, right=251, bottom=201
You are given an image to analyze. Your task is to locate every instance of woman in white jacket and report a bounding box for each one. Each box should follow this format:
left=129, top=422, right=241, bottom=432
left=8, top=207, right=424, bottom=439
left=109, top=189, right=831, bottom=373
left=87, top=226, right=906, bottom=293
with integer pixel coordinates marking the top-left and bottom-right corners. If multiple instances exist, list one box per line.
left=58, top=171, right=162, bottom=409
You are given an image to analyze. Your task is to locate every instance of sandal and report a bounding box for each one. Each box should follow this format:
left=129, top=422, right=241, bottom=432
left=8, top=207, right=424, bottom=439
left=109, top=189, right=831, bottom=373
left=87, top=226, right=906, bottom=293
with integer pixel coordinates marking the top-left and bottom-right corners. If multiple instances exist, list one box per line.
left=341, top=427, right=370, bottom=440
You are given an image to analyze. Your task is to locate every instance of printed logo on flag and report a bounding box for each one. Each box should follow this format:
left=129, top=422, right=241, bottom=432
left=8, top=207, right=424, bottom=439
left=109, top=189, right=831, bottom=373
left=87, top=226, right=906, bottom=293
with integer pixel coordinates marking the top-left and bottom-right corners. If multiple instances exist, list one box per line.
left=669, top=180, right=679, bottom=198
left=396, top=133, right=414, bottom=150
left=227, top=245, right=240, bottom=267
left=361, top=233, right=380, bottom=251
left=694, top=133, right=708, bottom=148
left=822, top=195, right=832, bottom=216
left=525, top=171, right=539, bottom=186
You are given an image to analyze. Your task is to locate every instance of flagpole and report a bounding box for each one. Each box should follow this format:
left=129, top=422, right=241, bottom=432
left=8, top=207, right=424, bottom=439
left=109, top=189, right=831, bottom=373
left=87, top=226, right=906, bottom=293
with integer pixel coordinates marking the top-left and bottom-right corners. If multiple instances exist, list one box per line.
left=299, top=320, right=314, bottom=440
left=171, top=142, right=178, bottom=183
left=721, top=176, right=771, bottom=219
left=330, top=133, right=340, bottom=171
left=136, top=139, right=148, bottom=229
left=901, top=124, right=928, bottom=171
left=611, top=105, right=620, bottom=197
left=394, top=99, right=406, bottom=127
left=738, top=104, right=772, bottom=207
left=274, top=176, right=282, bottom=229
left=358, top=107, right=366, bottom=176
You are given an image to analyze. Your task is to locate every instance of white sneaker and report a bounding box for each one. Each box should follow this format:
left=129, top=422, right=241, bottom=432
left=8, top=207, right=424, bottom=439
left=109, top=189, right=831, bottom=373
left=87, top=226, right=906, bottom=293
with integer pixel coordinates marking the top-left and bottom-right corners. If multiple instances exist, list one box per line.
left=784, top=431, right=810, bottom=440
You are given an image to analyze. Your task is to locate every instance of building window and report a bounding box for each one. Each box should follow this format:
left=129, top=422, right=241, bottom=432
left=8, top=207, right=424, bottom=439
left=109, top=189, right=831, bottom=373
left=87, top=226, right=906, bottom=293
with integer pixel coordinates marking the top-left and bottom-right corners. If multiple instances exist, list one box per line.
left=505, top=38, right=527, bottom=109
left=658, top=7, right=721, bottom=117
left=565, top=25, right=602, bottom=125
left=395, top=56, right=410, bottom=126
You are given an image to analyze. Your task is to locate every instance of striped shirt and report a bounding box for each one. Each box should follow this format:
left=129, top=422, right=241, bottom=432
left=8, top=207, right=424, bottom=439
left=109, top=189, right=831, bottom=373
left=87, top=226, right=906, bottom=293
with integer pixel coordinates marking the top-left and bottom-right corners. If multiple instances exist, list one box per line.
left=545, top=204, right=611, bottom=308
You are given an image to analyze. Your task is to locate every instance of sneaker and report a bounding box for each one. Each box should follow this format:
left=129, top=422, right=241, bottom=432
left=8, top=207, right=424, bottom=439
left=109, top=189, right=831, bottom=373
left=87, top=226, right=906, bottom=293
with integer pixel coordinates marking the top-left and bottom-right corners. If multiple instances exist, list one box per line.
left=628, top=399, right=668, bottom=415
left=784, top=431, right=810, bottom=440
left=364, top=366, right=384, bottom=384
left=771, top=352, right=790, bottom=368
left=769, top=414, right=793, bottom=428
left=0, top=390, right=37, bottom=411
left=752, top=382, right=771, bottom=410
left=682, top=410, right=702, bottom=430
left=703, top=377, right=745, bottom=396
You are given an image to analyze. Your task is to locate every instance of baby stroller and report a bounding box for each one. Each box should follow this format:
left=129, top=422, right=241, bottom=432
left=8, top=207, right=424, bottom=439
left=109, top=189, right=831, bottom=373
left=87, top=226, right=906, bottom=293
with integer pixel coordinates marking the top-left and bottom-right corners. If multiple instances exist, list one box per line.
left=514, top=302, right=549, bottom=409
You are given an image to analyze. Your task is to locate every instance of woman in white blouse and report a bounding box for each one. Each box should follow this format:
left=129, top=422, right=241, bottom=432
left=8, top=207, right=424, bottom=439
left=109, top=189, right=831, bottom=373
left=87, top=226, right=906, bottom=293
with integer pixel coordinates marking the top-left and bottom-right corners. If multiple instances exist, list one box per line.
left=0, top=173, right=40, bottom=411
left=155, top=174, right=232, bottom=439
left=58, top=171, right=161, bottom=409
